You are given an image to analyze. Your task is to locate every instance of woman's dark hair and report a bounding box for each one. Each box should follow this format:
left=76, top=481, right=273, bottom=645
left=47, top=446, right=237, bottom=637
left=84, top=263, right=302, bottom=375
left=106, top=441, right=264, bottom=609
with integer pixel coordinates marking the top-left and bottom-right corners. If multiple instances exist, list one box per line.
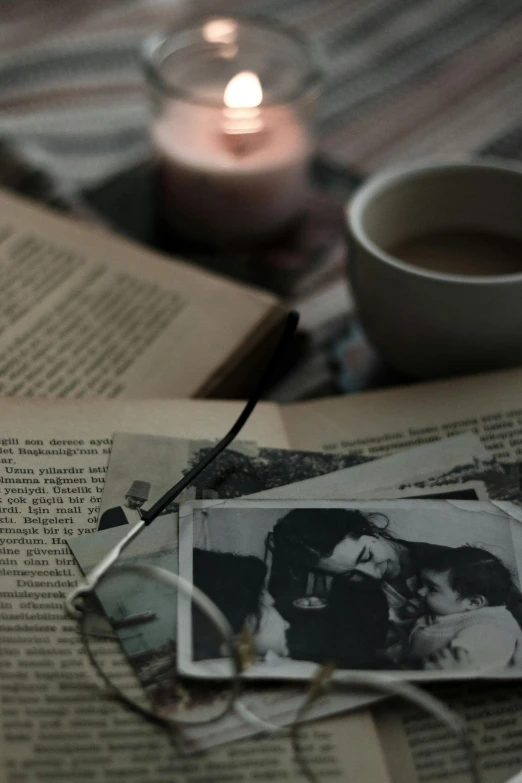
left=266, top=508, right=394, bottom=599
left=268, top=508, right=393, bottom=569
left=192, top=548, right=267, bottom=660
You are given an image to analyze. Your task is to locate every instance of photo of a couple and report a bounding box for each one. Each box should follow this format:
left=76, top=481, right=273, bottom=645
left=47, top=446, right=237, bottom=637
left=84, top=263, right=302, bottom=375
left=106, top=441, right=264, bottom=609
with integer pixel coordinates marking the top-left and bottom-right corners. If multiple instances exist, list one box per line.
left=178, top=499, right=522, bottom=680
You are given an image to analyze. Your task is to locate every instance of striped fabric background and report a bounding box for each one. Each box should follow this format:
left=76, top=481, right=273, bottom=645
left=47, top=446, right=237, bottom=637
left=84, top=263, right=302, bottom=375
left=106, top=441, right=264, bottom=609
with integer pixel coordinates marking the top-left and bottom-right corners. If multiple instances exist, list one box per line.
left=1, top=0, right=521, bottom=192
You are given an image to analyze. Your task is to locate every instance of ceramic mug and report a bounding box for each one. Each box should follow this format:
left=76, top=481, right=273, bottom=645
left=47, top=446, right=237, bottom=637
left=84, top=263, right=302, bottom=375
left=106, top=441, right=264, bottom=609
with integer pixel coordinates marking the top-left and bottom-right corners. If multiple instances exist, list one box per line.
left=346, top=158, right=522, bottom=379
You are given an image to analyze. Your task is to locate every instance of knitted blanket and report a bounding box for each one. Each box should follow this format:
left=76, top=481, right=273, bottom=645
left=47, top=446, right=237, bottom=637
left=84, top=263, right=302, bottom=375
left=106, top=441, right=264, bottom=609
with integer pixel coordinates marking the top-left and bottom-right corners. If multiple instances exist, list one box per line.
left=0, top=0, right=521, bottom=192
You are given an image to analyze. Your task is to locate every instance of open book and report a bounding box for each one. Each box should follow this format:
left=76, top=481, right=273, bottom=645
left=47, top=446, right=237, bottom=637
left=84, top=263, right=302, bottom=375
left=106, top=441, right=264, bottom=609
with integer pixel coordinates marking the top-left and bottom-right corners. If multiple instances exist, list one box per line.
left=1, top=365, right=522, bottom=781
left=0, top=188, right=286, bottom=399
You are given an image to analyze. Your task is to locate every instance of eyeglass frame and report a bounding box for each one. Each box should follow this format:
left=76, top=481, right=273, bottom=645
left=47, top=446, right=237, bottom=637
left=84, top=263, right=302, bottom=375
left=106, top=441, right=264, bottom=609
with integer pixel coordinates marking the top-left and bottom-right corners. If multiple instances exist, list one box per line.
left=65, top=311, right=299, bottom=619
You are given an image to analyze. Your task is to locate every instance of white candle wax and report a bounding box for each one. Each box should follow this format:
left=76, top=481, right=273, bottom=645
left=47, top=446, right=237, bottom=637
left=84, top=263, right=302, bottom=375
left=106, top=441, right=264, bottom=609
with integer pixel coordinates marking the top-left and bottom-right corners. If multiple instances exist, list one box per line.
left=153, top=101, right=312, bottom=245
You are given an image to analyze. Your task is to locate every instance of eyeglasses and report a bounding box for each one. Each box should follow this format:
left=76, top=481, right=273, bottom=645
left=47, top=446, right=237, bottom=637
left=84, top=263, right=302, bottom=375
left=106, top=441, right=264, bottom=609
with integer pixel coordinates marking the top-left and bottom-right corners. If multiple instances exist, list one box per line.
left=65, top=312, right=301, bottom=732
left=64, top=309, right=481, bottom=782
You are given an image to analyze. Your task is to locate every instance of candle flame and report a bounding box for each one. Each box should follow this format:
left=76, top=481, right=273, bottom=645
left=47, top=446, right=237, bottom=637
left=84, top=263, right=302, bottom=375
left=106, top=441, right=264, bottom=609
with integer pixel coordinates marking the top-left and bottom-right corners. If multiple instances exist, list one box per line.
left=223, top=72, right=263, bottom=109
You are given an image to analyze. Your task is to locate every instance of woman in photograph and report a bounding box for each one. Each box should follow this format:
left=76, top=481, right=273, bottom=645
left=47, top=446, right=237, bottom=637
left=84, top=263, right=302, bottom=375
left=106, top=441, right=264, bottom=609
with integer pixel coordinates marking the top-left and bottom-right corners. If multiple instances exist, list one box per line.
left=267, top=509, right=522, bottom=669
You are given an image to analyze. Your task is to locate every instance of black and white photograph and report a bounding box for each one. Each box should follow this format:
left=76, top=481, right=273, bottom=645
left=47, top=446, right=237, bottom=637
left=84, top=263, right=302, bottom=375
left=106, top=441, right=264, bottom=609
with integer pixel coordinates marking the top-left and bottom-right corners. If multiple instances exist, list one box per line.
left=98, top=431, right=496, bottom=537
left=96, top=431, right=372, bottom=532
left=178, top=499, right=522, bottom=682
left=72, top=430, right=500, bottom=738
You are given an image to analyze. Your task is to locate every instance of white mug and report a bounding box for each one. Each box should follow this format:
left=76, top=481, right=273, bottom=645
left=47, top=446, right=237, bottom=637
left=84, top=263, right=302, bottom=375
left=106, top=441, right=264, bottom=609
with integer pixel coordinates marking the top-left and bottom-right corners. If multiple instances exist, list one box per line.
left=346, top=158, right=522, bottom=379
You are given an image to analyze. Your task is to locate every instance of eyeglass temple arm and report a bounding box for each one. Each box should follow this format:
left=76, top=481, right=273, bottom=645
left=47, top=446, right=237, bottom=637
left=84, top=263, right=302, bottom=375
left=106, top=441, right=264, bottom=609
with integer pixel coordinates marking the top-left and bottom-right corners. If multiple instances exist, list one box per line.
left=141, top=310, right=299, bottom=525
left=66, top=520, right=147, bottom=617
left=65, top=311, right=299, bottom=617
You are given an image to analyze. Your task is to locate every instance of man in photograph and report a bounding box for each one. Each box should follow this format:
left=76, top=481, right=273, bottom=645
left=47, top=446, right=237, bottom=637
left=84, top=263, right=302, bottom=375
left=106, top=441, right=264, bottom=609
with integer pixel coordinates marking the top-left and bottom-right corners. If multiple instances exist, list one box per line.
left=98, top=479, right=150, bottom=531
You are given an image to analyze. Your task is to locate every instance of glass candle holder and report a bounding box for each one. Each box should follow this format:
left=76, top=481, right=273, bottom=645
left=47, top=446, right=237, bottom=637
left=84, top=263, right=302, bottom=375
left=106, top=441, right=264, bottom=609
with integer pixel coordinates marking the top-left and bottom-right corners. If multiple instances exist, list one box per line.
left=143, top=16, right=322, bottom=247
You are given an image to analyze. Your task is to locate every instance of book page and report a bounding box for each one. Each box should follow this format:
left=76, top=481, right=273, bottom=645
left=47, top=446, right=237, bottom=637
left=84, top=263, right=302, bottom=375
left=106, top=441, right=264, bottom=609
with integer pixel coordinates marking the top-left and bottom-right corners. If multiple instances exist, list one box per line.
left=375, top=682, right=522, bottom=783
left=283, top=367, right=522, bottom=462
left=0, top=188, right=283, bottom=399
left=0, top=397, right=391, bottom=783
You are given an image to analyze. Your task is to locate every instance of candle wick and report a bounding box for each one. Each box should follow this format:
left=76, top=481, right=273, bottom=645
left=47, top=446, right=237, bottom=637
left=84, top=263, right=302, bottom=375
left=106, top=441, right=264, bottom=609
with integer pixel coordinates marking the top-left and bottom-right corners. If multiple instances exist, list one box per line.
left=222, top=128, right=266, bottom=157
left=225, top=134, right=254, bottom=157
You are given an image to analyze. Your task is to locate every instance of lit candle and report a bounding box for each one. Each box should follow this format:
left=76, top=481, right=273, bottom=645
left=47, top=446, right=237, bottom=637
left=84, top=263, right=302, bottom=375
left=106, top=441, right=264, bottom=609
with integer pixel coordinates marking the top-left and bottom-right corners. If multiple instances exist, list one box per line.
left=152, top=72, right=311, bottom=245
left=143, top=17, right=321, bottom=246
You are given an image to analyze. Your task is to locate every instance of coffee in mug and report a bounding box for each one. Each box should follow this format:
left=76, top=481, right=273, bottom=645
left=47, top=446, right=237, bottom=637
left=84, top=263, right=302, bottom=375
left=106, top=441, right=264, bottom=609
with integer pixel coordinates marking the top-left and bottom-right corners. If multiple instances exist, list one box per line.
left=387, top=229, right=522, bottom=277
left=346, top=159, right=522, bottom=379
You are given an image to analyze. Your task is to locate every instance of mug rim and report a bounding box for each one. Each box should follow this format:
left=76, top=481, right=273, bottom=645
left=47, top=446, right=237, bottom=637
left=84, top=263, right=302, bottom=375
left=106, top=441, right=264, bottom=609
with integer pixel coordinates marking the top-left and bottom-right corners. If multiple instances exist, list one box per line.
left=347, top=156, right=522, bottom=285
